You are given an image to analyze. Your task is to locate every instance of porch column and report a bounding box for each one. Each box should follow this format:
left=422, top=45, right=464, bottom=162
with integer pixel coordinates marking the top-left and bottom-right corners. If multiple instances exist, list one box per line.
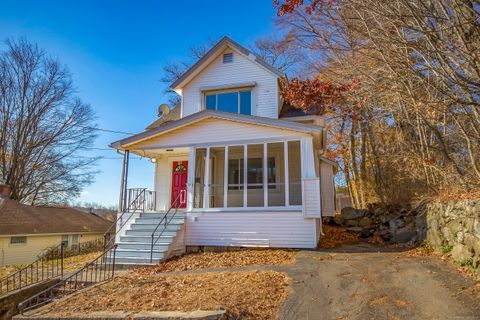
left=118, top=150, right=130, bottom=212
left=186, top=147, right=195, bottom=211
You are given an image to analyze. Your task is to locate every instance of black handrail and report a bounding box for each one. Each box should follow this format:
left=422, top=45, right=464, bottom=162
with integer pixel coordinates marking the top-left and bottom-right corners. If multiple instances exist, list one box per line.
left=149, top=193, right=183, bottom=263
left=0, top=243, right=65, bottom=296
left=103, top=188, right=150, bottom=249
left=18, top=245, right=118, bottom=314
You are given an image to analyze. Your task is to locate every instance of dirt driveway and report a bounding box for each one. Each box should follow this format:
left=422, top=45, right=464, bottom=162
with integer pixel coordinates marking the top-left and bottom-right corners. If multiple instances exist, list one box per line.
left=278, top=243, right=480, bottom=320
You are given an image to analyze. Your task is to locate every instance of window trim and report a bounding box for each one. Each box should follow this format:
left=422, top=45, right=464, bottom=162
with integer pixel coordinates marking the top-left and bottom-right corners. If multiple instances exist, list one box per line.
left=10, top=236, right=27, bottom=246
left=203, top=88, right=252, bottom=115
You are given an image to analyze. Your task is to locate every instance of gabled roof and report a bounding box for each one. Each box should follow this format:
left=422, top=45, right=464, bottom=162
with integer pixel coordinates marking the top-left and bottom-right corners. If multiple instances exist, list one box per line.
left=170, top=36, right=285, bottom=90
left=110, top=110, right=323, bottom=150
left=0, top=199, right=112, bottom=236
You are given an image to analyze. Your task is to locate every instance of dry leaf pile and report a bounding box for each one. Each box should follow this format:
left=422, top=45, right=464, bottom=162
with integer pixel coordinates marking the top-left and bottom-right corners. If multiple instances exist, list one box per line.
left=132, top=249, right=296, bottom=274
left=41, top=271, right=289, bottom=320
left=319, top=225, right=360, bottom=248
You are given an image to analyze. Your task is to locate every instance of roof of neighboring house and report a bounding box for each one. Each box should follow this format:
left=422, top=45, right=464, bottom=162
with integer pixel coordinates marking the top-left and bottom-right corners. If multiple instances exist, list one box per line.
left=145, top=103, right=181, bottom=130
left=279, top=102, right=321, bottom=118
left=170, top=36, right=285, bottom=90
left=110, top=109, right=323, bottom=149
left=0, top=198, right=112, bottom=236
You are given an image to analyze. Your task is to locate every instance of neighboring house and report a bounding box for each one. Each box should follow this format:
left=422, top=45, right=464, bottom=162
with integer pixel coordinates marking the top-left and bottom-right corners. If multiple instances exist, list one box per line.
left=0, top=185, right=111, bottom=266
left=109, top=36, right=337, bottom=264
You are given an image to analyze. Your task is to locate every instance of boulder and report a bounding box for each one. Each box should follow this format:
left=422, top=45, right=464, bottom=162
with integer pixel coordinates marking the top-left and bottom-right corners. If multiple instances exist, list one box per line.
left=391, top=228, right=417, bottom=243
left=341, top=207, right=365, bottom=220
left=347, top=227, right=363, bottom=233
left=451, top=244, right=473, bottom=261
left=358, top=217, right=372, bottom=228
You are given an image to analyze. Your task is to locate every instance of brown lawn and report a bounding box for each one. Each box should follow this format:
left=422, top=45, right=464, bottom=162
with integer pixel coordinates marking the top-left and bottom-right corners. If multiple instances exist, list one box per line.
left=131, top=249, right=296, bottom=274
left=39, top=270, right=290, bottom=320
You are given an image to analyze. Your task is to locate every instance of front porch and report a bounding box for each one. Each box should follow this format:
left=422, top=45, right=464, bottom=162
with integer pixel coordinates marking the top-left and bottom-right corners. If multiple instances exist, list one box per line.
left=110, top=113, right=324, bottom=264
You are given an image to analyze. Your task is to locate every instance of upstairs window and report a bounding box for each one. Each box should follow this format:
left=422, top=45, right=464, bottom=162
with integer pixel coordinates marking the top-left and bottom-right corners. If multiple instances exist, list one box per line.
left=10, top=236, right=27, bottom=245
left=205, top=90, right=252, bottom=115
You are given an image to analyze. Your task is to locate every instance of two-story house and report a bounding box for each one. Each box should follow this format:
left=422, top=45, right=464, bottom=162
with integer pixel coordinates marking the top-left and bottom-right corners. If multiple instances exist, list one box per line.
left=109, top=36, right=336, bottom=264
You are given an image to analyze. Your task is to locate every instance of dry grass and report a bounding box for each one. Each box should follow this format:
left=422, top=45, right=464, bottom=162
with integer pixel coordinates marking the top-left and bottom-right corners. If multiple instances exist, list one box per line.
left=131, top=249, right=296, bottom=275
left=40, top=271, right=290, bottom=320
left=319, top=224, right=360, bottom=248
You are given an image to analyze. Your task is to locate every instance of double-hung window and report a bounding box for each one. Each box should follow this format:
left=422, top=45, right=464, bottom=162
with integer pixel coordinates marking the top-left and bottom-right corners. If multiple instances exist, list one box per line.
left=205, top=90, right=252, bottom=115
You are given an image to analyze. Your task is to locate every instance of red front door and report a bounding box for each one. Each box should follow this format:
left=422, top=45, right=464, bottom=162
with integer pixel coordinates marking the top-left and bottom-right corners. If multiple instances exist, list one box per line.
left=171, top=161, right=188, bottom=208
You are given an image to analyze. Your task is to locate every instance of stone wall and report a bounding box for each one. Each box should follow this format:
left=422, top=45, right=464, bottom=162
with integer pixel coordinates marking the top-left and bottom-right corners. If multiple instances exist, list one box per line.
left=0, top=278, right=60, bottom=320
left=424, top=200, right=480, bottom=271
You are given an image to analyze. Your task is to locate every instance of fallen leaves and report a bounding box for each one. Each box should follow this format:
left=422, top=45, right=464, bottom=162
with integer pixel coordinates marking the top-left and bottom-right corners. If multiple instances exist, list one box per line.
left=41, top=271, right=290, bottom=320
left=319, top=225, right=360, bottom=248
left=131, top=249, right=296, bottom=275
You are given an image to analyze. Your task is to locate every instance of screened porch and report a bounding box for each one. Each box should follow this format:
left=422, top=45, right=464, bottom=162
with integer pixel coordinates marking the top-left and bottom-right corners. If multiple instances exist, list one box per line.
left=190, top=140, right=303, bottom=211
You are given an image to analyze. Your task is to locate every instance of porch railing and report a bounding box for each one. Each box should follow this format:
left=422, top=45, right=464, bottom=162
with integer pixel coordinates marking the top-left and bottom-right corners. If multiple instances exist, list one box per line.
left=150, top=192, right=182, bottom=263
left=103, top=188, right=156, bottom=249
left=0, top=243, right=65, bottom=296
left=18, top=245, right=117, bottom=314
left=126, top=188, right=156, bottom=213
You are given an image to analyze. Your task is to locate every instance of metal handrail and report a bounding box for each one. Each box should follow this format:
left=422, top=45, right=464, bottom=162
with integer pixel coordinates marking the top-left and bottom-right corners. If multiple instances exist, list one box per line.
left=18, top=244, right=118, bottom=314
left=0, top=243, right=65, bottom=296
left=103, top=188, right=148, bottom=249
left=149, top=193, right=183, bottom=263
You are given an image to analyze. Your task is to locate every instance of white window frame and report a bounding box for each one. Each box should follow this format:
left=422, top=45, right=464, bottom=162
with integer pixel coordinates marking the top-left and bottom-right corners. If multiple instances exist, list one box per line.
left=10, top=236, right=27, bottom=246
left=191, top=138, right=304, bottom=212
left=203, top=88, right=252, bottom=115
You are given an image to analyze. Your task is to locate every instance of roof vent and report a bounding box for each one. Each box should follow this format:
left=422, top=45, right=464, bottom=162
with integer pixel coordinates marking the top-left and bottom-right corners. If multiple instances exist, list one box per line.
left=223, top=53, right=233, bottom=63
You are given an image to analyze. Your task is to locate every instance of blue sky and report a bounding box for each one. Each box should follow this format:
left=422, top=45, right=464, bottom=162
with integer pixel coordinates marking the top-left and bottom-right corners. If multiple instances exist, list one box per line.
left=0, top=0, right=278, bottom=207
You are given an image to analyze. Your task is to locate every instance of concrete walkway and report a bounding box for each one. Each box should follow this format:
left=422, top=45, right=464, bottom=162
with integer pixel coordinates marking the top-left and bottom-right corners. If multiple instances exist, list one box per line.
left=278, top=243, right=480, bottom=320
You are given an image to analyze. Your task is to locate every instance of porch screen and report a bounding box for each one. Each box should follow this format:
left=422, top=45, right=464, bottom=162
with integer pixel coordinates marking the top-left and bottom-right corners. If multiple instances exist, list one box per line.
left=227, top=145, right=244, bottom=207
left=267, top=142, right=285, bottom=206
left=209, top=147, right=225, bottom=208
left=247, top=144, right=264, bottom=207
left=288, top=141, right=302, bottom=205
left=193, top=148, right=206, bottom=208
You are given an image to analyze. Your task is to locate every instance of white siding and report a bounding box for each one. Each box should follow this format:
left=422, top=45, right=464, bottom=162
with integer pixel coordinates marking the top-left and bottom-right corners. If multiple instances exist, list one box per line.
left=181, top=48, right=279, bottom=119
left=320, top=161, right=336, bottom=216
left=185, top=211, right=317, bottom=248
left=133, top=118, right=309, bottom=150
left=303, top=178, right=321, bottom=218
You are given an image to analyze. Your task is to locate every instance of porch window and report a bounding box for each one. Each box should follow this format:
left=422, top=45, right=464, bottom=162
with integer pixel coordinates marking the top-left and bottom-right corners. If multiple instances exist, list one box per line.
left=205, top=90, right=252, bottom=115
left=193, top=148, right=206, bottom=208
left=194, top=140, right=303, bottom=209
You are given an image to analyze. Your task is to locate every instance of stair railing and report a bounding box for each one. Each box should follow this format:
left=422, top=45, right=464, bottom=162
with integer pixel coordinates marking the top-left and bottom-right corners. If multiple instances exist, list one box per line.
left=0, top=243, right=65, bottom=296
left=103, top=188, right=151, bottom=249
left=18, top=244, right=118, bottom=314
left=149, top=193, right=182, bottom=263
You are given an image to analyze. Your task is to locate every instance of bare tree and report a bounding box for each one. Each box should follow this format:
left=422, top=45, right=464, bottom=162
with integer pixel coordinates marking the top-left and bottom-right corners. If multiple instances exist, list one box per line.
left=0, top=38, right=98, bottom=205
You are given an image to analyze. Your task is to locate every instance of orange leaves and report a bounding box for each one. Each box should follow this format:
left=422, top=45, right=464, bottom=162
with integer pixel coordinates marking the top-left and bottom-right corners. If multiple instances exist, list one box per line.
left=281, top=77, right=357, bottom=114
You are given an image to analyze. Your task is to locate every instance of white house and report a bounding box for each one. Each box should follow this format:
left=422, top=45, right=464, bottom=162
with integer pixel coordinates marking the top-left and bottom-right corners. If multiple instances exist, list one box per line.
left=109, top=36, right=336, bottom=264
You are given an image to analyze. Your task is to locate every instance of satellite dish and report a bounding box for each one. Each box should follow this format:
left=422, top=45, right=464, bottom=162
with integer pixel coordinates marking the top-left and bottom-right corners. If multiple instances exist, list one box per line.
left=157, top=104, right=170, bottom=118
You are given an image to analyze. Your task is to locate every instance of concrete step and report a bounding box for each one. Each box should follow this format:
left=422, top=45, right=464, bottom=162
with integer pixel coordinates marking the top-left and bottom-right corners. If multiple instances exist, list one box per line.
left=116, top=242, right=170, bottom=251
left=130, top=223, right=183, bottom=231
left=133, top=218, right=185, bottom=225
left=125, top=230, right=178, bottom=237
left=139, top=212, right=186, bottom=219
left=114, top=249, right=165, bottom=259
left=119, top=235, right=174, bottom=243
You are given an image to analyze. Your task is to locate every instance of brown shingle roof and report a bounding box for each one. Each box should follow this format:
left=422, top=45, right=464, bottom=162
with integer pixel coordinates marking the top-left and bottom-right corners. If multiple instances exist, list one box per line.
left=0, top=199, right=112, bottom=236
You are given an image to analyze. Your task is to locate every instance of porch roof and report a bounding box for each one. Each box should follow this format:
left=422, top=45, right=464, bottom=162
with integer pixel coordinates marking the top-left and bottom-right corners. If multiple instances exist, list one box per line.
left=110, top=110, right=323, bottom=150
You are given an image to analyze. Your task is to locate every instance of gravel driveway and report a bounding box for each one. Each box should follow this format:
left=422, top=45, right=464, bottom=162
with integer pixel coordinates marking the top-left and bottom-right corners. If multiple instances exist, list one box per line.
left=278, top=243, right=480, bottom=320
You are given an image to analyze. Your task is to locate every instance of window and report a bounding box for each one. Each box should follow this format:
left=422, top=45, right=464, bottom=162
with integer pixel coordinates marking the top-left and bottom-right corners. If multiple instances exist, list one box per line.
left=205, top=90, right=252, bottom=115
left=10, top=236, right=27, bottom=245
left=61, top=234, right=80, bottom=248
left=223, top=53, right=233, bottom=63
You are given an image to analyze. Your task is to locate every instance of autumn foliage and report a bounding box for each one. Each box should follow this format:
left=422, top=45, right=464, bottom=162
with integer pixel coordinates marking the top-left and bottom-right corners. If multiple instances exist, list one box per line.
left=281, top=78, right=357, bottom=114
